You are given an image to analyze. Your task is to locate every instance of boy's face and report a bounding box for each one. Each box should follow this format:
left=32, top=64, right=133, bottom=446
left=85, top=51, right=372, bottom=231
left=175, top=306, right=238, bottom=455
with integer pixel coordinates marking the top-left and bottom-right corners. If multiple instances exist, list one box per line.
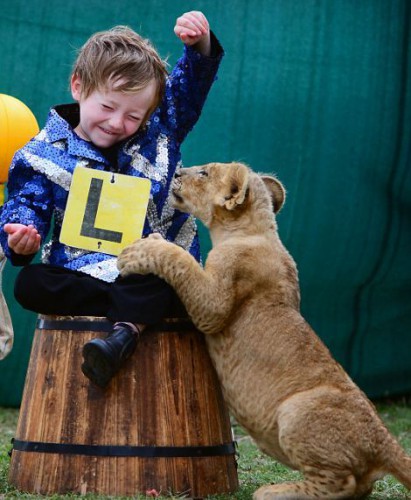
left=71, top=75, right=157, bottom=149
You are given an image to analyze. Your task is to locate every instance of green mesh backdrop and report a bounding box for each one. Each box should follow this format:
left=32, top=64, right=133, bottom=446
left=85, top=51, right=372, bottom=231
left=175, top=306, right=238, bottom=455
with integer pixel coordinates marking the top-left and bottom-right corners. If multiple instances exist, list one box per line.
left=0, top=0, right=410, bottom=406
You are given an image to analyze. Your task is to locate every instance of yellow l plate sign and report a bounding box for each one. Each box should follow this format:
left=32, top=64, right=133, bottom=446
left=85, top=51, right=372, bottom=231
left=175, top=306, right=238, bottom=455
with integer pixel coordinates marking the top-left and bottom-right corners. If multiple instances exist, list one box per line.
left=60, top=166, right=151, bottom=256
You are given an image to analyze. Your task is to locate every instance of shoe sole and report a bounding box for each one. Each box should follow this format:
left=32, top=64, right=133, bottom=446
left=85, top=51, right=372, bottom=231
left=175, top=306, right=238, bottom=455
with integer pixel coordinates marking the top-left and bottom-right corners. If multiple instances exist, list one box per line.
left=82, top=342, right=117, bottom=388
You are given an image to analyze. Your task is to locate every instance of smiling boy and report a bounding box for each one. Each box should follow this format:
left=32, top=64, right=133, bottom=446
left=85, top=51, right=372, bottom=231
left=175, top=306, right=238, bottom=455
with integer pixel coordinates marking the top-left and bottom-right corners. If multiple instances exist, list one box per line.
left=0, top=11, right=224, bottom=387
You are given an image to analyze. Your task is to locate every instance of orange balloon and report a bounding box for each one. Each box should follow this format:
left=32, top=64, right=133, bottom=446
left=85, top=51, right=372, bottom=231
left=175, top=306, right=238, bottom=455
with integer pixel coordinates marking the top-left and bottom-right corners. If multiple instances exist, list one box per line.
left=0, top=94, right=39, bottom=183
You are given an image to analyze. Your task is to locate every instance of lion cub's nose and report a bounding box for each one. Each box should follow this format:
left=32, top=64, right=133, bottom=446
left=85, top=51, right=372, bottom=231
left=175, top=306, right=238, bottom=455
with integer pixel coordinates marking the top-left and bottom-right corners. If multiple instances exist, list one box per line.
left=174, top=169, right=182, bottom=178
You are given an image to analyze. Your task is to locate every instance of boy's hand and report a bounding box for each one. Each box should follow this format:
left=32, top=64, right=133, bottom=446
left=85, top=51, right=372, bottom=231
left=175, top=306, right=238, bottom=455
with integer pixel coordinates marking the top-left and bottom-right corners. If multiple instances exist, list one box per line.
left=174, top=11, right=211, bottom=56
left=4, top=223, right=41, bottom=255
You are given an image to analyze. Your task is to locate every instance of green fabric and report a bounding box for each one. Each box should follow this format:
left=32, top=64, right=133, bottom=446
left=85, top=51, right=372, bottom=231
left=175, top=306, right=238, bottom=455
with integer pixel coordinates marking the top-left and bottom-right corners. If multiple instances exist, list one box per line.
left=0, top=0, right=410, bottom=406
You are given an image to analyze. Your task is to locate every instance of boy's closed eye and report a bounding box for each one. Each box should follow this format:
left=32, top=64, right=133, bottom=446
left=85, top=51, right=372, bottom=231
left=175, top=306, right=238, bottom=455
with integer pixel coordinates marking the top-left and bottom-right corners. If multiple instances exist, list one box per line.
left=100, top=103, right=140, bottom=121
left=101, top=103, right=114, bottom=111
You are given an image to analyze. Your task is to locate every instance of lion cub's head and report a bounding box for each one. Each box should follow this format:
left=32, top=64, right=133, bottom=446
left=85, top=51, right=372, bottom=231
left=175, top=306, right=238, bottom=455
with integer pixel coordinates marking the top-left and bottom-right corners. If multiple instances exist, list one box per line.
left=171, top=162, right=285, bottom=228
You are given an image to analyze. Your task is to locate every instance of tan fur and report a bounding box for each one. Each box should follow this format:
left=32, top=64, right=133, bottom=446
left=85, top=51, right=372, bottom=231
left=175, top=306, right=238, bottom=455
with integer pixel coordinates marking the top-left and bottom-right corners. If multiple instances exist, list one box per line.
left=118, top=162, right=411, bottom=499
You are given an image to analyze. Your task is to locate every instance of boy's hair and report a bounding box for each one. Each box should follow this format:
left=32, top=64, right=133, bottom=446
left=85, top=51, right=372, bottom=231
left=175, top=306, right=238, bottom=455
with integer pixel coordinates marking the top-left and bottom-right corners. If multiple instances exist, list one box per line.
left=72, top=25, right=168, bottom=123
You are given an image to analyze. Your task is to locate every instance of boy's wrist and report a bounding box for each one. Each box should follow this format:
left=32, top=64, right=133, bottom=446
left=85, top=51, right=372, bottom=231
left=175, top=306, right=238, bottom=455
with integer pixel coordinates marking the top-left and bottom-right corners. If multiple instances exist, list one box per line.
left=192, top=36, right=211, bottom=57
left=188, top=32, right=223, bottom=59
left=8, top=248, right=36, bottom=266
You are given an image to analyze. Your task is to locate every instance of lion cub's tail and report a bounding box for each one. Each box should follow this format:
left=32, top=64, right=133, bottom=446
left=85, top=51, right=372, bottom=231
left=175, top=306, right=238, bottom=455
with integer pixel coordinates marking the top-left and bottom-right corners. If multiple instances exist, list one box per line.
left=384, top=440, right=411, bottom=490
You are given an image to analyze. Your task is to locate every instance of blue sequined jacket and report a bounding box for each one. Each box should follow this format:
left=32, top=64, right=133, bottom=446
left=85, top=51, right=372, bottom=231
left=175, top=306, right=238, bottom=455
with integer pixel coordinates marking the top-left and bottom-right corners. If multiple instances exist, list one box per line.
left=0, top=35, right=223, bottom=282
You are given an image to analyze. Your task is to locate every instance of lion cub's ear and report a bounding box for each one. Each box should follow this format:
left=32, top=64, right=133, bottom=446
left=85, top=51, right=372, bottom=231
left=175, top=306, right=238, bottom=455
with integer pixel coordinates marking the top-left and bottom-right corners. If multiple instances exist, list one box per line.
left=261, top=175, right=286, bottom=213
left=217, top=163, right=250, bottom=210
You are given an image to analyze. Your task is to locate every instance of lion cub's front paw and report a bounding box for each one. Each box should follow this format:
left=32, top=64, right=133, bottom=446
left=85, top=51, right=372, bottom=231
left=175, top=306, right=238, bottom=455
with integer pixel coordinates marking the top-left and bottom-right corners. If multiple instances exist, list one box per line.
left=117, top=234, right=165, bottom=276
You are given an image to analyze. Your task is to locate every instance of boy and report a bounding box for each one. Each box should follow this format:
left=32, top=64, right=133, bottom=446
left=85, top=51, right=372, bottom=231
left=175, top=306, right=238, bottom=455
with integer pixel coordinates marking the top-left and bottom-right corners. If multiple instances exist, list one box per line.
left=0, top=11, right=224, bottom=387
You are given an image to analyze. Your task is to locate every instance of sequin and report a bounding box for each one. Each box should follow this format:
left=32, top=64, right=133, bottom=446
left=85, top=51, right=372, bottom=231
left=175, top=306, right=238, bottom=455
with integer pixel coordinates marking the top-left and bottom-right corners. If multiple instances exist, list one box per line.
left=0, top=35, right=224, bottom=282
left=21, top=150, right=72, bottom=191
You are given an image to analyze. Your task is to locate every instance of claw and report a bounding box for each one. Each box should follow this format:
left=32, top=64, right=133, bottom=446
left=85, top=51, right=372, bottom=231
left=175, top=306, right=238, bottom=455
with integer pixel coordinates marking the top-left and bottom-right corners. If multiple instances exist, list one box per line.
left=148, top=233, right=164, bottom=240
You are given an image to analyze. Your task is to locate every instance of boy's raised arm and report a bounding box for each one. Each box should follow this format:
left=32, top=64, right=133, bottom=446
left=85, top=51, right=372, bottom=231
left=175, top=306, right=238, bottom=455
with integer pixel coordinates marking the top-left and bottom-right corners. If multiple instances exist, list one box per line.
left=159, top=10, right=223, bottom=145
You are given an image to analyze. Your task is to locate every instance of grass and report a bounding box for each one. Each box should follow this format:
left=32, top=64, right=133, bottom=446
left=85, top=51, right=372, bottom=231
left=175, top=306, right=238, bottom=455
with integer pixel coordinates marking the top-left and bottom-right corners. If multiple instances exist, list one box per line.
left=0, top=401, right=410, bottom=499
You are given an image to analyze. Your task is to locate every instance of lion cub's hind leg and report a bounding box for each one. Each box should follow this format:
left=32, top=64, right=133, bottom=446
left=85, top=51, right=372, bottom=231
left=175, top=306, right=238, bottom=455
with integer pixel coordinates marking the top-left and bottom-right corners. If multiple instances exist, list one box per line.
left=253, top=471, right=358, bottom=500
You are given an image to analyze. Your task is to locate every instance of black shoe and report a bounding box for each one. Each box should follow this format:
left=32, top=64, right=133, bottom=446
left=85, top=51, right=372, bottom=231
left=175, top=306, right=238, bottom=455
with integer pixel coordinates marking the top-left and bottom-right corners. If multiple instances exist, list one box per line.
left=81, top=324, right=138, bottom=388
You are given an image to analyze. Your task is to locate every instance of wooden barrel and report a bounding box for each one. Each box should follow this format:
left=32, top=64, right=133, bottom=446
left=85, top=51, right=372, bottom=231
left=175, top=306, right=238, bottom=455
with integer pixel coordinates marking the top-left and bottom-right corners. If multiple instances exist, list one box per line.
left=9, top=315, right=238, bottom=497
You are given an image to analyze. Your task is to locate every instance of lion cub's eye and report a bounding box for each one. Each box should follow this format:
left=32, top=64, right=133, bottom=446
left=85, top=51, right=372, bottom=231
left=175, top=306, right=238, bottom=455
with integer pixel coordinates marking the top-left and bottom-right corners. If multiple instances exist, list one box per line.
left=198, top=170, right=208, bottom=177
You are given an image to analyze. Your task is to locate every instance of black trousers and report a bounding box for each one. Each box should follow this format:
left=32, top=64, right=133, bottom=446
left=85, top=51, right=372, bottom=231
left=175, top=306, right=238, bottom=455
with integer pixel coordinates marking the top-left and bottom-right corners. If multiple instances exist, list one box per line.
left=14, top=264, right=186, bottom=324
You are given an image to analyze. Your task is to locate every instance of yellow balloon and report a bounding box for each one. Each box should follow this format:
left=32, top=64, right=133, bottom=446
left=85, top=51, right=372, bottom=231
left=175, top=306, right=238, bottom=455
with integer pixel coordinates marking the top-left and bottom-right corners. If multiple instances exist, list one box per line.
left=0, top=94, right=39, bottom=184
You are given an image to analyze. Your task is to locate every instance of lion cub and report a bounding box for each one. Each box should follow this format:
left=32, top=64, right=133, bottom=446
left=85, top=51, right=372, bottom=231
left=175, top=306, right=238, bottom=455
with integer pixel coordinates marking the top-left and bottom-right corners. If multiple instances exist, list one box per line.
left=118, top=162, right=411, bottom=499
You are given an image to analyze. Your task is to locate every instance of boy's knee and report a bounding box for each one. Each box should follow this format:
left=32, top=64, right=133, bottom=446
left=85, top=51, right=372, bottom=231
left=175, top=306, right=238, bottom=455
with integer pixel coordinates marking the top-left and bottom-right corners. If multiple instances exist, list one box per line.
left=14, top=266, right=38, bottom=309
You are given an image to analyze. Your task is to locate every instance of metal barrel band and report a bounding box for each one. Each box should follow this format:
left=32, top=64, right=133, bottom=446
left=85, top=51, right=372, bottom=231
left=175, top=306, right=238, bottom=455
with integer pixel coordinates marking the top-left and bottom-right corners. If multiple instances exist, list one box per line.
left=11, top=438, right=237, bottom=458
left=36, top=317, right=194, bottom=333
left=36, top=318, right=112, bottom=333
